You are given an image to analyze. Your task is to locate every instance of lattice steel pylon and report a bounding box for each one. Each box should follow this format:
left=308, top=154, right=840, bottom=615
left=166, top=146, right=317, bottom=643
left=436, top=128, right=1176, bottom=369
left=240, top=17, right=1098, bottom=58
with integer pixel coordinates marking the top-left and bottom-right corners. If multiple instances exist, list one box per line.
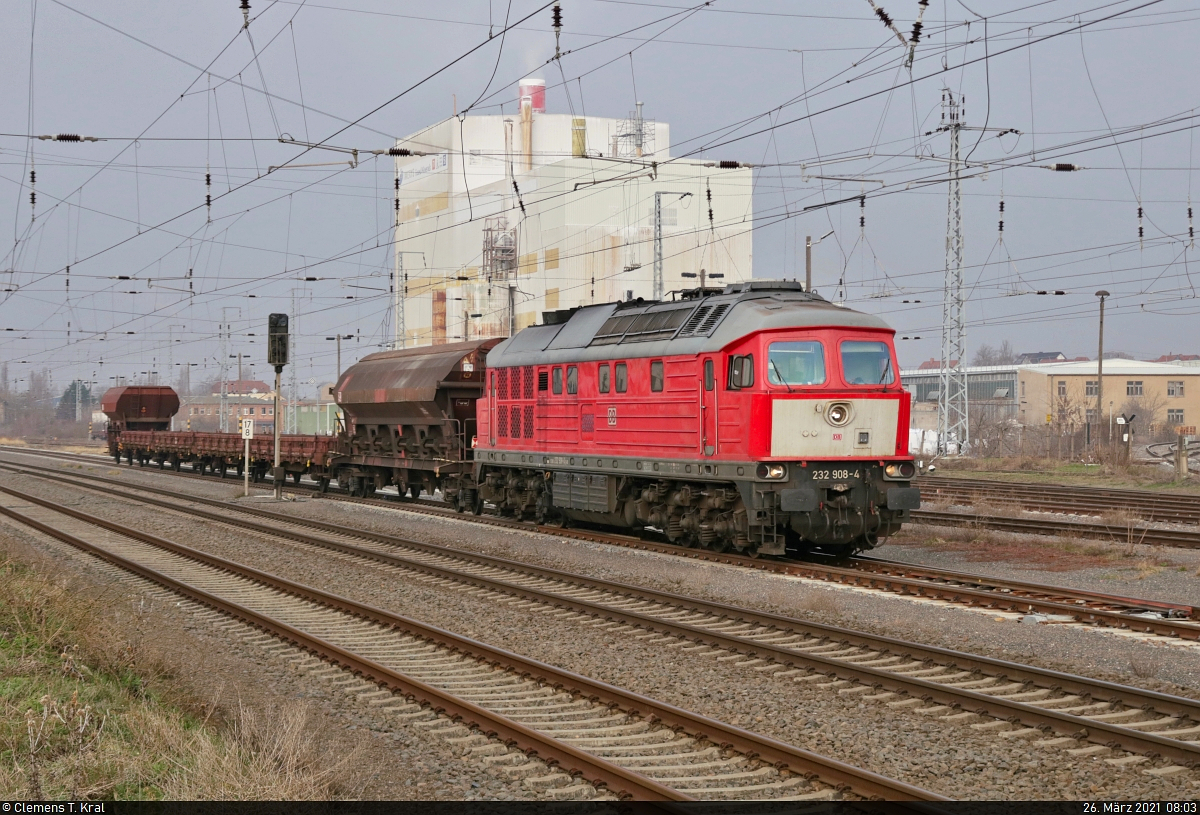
left=937, top=91, right=968, bottom=455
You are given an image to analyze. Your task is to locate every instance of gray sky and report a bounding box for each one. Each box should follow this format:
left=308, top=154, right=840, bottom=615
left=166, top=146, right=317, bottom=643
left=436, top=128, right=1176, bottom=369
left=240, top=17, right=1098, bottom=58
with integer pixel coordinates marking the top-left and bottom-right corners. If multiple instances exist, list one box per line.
left=2, top=0, right=1198, bottom=396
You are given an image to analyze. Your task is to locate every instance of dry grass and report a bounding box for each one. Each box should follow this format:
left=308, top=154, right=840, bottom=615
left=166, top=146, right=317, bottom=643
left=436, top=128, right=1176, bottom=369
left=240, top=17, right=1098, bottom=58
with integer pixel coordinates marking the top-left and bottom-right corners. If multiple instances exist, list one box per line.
left=0, top=554, right=357, bottom=800
left=1100, top=508, right=1144, bottom=527
left=898, top=522, right=1184, bottom=574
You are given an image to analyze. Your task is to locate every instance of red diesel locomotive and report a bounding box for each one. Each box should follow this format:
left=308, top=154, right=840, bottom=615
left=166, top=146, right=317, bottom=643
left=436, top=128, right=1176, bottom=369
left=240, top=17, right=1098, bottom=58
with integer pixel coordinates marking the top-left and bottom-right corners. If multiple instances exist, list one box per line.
left=103, top=280, right=918, bottom=558
left=471, top=280, right=918, bottom=557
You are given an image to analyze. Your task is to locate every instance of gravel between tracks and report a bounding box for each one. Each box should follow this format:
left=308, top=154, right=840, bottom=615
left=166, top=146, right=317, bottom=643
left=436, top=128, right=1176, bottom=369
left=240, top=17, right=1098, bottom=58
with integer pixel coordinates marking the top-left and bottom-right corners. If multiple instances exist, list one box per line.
left=2, top=460, right=1198, bottom=799
left=0, top=521, right=540, bottom=799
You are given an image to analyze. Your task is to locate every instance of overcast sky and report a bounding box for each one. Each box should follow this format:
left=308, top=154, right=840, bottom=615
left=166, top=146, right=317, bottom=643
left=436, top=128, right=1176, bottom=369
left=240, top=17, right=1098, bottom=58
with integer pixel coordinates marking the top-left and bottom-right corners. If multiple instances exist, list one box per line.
left=2, top=0, right=1197, bottom=395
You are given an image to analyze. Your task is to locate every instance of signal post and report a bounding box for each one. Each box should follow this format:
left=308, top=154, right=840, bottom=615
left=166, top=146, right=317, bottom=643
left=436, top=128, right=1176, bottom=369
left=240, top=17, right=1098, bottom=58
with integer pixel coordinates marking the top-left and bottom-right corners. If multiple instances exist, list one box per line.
left=241, top=417, right=254, bottom=497
left=268, top=314, right=289, bottom=500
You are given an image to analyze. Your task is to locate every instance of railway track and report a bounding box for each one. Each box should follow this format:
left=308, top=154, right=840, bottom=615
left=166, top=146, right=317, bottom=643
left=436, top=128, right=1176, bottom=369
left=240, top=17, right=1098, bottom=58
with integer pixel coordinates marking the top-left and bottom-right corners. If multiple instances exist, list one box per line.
left=919, top=475, right=1200, bottom=524
left=3, top=448, right=1199, bottom=642
left=9, top=445, right=1200, bottom=550
left=3, top=462, right=1200, bottom=776
left=0, top=482, right=944, bottom=802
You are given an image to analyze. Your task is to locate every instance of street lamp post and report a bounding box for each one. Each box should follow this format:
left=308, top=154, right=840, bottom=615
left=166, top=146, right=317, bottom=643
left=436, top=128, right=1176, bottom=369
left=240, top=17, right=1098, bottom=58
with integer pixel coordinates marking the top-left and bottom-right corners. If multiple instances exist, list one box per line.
left=1095, top=290, right=1109, bottom=453
left=805, top=230, right=835, bottom=293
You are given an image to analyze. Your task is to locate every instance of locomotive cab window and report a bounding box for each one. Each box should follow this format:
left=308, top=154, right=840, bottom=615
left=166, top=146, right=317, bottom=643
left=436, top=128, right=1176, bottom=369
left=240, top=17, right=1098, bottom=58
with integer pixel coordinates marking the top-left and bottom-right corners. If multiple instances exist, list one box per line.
left=767, top=341, right=826, bottom=387
left=840, top=341, right=894, bottom=385
left=566, top=366, right=578, bottom=395
left=552, top=367, right=563, bottom=395
left=598, top=364, right=610, bottom=393
left=727, top=354, right=754, bottom=389
left=615, top=362, right=628, bottom=393
left=650, top=361, right=664, bottom=392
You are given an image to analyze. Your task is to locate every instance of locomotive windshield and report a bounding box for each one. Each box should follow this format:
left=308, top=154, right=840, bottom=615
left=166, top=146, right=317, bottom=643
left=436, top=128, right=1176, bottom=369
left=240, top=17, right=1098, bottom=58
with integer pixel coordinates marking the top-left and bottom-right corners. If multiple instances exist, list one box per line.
left=840, top=340, right=895, bottom=385
left=766, top=341, right=826, bottom=386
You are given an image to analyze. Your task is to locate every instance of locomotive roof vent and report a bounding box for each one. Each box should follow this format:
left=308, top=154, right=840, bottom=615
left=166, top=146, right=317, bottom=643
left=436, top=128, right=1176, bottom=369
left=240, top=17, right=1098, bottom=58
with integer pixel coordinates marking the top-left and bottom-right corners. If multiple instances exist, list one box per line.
left=541, top=307, right=583, bottom=326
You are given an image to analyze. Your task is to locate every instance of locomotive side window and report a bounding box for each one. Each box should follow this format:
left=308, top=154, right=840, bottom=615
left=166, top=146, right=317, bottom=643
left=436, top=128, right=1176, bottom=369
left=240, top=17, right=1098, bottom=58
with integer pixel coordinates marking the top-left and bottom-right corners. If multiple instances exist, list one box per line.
left=598, top=364, right=610, bottom=393
left=840, top=340, right=895, bottom=385
left=704, top=359, right=714, bottom=391
left=727, top=354, right=754, bottom=389
left=567, top=366, right=578, bottom=394
left=650, top=360, right=664, bottom=392
left=767, top=341, right=826, bottom=387
left=615, top=363, right=628, bottom=393
left=552, top=367, right=563, bottom=395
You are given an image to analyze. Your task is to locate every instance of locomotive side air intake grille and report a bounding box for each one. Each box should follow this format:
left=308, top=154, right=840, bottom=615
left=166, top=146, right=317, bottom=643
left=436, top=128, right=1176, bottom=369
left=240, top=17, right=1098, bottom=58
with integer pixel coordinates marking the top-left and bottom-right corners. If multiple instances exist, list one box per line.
left=497, top=406, right=508, bottom=437
left=497, top=368, right=508, bottom=400
left=522, top=366, right=534, bottom=399
left=510, top=405, right=522, bottom=439
left=538, top=371, right=549, bottom=391
left=677, top=305, right=712, bottom=336
left=696, top=303, right=730, bottom=334
left=523, top=405, right=534, bottom=438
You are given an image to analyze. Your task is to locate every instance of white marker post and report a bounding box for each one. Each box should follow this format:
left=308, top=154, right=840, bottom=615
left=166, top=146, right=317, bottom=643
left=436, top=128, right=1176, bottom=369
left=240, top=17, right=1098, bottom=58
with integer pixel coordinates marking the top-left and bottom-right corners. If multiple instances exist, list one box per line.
left=241, top=418, right=254, bottom=497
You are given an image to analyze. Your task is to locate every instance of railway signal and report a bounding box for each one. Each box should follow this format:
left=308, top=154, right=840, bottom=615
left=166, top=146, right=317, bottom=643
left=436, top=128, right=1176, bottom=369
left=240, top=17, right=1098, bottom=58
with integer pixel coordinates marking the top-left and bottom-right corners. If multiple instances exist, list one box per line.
left=268, top=313, right=289, bottom=499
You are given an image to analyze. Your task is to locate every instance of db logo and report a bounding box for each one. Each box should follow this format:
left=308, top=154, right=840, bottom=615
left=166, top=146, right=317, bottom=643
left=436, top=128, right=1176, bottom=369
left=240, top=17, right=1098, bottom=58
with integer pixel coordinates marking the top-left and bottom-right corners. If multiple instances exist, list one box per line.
left=832, top=433, right=843, bottom=441
left=607, top=406, right=617, bottom=426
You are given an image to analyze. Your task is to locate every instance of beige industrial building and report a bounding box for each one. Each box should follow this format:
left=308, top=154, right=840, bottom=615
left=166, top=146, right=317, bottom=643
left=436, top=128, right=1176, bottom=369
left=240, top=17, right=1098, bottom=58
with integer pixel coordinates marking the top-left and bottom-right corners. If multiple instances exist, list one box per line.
left=1016, top=359, right=1200, bottom=432
left=391, top=79, right=754, bottom=347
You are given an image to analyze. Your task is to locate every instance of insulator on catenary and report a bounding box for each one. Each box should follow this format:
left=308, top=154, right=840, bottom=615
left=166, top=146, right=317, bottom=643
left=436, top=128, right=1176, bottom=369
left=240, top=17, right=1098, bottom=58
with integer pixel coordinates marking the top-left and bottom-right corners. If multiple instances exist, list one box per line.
left=29, top=192, right=35, bottom=208
left=206, top=173, right=211, bottom=186
left=718, top=160, right=741, bottom=169
left=998, top=220, right=1004, bottom=233
left=385, top=148, right=414, bottom=156
left=874, top=7, right=893, bottom=27
left=29, top=170, right=36, bottom=185
left=552, top=4, right=562, bottom=28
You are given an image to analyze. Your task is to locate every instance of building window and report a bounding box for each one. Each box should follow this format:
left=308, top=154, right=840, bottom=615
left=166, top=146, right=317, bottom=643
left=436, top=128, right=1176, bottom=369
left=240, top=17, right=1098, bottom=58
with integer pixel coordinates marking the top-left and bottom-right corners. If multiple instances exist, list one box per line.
left=1127, top=380, right=1143, bottom=397
left=1020, top=380, right=1025, bottom=398
left=1086, top=408, right=1097, bottom=424
left=651, top=361, right=664, bottom=392
left=1169, top=409, right=1185, bottom=424
left=1057, top=380, right=1066, bottom=397
left=1168, top=380, right=1185, bottom=397
left=552, top=367, right=563, bottom=395
left=615, top=363, right=628, bottom=393
left=598, top=364, right=610, bottom=394
left=1085, top=380, right=1098, bottom=397
left=566, top=366, right=578, bottom=395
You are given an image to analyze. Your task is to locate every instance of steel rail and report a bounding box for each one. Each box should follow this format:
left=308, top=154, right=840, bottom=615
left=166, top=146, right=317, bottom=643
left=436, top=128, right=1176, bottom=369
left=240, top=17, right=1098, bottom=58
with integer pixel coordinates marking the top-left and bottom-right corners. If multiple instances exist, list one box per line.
left=912, top=508, right=1200, bottom=550
left=6, top=469, right=1200, bottom=768
left=2, top=454, right=1196, bottom=641
left=0, top=484, right=944, bottom=803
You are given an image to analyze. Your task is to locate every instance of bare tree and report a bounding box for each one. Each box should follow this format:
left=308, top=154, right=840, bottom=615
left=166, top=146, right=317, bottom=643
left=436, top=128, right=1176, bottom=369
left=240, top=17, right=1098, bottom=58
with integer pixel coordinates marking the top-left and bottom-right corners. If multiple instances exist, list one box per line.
left=1120, top=390, right=1167, bottom=431
left=971, top=340, right=1017, bottom=366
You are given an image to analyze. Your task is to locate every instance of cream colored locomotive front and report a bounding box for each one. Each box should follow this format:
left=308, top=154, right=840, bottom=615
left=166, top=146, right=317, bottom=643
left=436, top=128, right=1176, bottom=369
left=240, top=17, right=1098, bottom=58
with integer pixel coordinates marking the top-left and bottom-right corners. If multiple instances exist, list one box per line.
left=770, top=398, right=899, bottom=458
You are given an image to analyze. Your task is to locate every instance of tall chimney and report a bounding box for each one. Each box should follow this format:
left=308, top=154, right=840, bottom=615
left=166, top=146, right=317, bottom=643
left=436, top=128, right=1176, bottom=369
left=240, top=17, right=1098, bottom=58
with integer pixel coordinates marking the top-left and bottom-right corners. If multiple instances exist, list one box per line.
left=520, top=97, right=533, bottom=173
left=518, top=77, right=544, bottom=173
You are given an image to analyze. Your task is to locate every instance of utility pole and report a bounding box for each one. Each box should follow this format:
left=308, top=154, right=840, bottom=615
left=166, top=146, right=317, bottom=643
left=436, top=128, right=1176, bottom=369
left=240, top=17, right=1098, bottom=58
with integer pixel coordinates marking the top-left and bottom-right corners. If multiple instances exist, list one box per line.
left=934, top=91, right=1016, bottom=456
left=394, top=251, right=404, bottom=349
left=218, top=307, right=240, bottom=433
left=653, top=192, right=692, bottom=300
left=937, top=91, right=968, bottom=456
left=1095, top=290, right=1109, bottom=454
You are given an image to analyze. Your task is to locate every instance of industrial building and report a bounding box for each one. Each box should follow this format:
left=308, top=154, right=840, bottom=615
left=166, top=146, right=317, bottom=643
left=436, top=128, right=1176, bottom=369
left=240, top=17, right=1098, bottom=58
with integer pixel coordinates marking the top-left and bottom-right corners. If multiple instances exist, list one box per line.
left=391, top=79, right=754, bottom=347
left=902, top=358, right=1200, bottom=449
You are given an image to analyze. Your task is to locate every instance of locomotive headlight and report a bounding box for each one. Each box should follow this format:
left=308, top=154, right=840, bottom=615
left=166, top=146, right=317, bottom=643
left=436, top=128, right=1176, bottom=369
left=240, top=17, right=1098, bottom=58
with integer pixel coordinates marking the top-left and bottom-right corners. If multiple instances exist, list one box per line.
left=825, top=401, right=853, bottom=427
left=884, top=462, right=916, bottom=479
left=756, top=463, right=787, bottom=480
